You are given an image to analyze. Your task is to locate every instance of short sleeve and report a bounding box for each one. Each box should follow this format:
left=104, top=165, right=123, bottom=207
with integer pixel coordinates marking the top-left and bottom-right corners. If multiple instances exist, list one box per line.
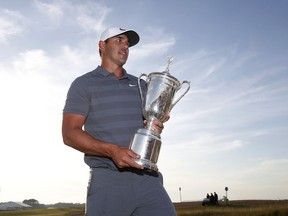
left=63, top=76, right=90, bottom=116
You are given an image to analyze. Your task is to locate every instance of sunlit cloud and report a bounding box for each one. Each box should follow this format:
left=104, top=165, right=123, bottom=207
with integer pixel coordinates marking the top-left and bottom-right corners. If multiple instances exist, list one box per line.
left=203, top=58, right=227, bottom=79
left=232, top=158, right=288, bottom=185
left=0, top=9, right=23, bottom=43
left=132, top=39, right=175, bottom=59
left=33, top=0, right=64, bottom=21
left=75, top=2, right=111, bottom=33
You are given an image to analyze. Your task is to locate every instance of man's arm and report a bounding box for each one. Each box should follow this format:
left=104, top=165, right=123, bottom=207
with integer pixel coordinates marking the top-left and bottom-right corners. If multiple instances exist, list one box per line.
left=62, top=113, right=143, bottom=169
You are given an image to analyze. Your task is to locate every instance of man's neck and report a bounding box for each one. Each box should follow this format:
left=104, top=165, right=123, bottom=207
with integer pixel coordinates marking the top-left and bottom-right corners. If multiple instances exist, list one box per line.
left=101, top=63, right=124, bottom=79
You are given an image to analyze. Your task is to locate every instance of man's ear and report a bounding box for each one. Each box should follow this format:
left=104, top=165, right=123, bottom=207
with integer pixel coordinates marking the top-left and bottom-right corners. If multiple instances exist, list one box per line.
left=99, top=41, right=105, bottom=52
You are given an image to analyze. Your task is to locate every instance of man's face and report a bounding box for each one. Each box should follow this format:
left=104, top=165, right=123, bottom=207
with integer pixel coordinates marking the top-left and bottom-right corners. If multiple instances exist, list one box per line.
left=101, top=34, right=130, bottom=66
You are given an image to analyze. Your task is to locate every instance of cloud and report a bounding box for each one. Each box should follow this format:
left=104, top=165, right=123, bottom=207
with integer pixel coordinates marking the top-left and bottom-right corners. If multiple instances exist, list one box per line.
left=230, top=158, right=288, bottom=188
left=204, top=58, right=226, bottom=79
left=0, top=9, right=23, bottom=43
left=0, top=44, right=99, bottom=88
left=168, top=130, right=246, bottom=153
left=133, top=26, right=176, bottom=59
left=33, top=0, right=64, bottom=21
left=132, top=38, right=175, bottom=60
left=33, top=0, right=110, bottom=32
left=75, top=2, right=111, bottom=33
left=125, top=29, right=176, bottom=74
left=12, top=49, right=51, bottom=74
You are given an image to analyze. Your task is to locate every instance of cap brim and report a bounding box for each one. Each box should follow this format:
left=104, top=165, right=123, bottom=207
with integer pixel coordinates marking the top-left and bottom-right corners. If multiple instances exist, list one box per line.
left=123, top=30, right=139, bottom=47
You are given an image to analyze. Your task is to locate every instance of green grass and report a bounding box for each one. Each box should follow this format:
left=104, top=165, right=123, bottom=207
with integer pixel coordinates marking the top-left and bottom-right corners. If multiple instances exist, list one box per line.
left=0, top=200, right=287, bottom=216
left=0, top=208, right=84, bottom=216
left=175, top=200, right=288, bottom=216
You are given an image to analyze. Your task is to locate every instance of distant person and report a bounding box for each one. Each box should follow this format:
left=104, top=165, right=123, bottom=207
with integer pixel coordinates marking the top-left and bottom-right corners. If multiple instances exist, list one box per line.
left=62, top=27, right=176, bottom=215
left=202, top=193, right=210, bottom=206
left=214, top=192, right=219, bottom=205
left=210, top=193, right=215, bottom=205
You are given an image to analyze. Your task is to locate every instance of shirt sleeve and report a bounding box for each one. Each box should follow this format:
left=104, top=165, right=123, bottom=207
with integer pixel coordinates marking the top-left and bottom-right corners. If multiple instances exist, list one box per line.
left=63, top=76, right=90, bottom=117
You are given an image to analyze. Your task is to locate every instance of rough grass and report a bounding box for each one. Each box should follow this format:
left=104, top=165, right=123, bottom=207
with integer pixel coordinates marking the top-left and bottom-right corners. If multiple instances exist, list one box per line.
left=0, top=208, right=84, bottom=216
left=174, top=200, right=288, bottom=216
left=0, top=200, right=287, bottom=216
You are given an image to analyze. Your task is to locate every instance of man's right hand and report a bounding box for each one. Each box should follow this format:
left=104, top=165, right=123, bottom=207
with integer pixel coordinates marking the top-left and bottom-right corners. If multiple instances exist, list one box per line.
left=109, top=145, right=144, bottom=170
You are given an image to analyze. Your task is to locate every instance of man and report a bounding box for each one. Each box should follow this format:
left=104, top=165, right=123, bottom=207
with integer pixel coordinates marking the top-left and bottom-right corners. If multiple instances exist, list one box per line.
left=214, top=192, right=219, bottom=205
left=62, top=27, right=176, bottom=216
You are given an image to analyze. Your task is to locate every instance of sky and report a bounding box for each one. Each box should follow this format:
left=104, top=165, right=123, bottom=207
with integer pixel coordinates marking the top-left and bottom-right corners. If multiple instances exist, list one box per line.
left=0, top=0, right=287, bottom=205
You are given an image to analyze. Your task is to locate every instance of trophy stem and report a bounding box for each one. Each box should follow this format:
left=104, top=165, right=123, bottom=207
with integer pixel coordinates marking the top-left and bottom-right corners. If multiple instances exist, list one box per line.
left=145, top=117, right=157, bottom=131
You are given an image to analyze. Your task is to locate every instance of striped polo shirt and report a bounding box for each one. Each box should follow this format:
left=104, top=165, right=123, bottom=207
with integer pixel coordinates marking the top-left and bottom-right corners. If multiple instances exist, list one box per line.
left=63, top=66, right=146, bottom=169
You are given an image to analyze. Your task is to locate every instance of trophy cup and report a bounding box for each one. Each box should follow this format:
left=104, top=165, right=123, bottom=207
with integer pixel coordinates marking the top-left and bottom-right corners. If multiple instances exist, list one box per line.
left=129, top=57, right=190, bottom=171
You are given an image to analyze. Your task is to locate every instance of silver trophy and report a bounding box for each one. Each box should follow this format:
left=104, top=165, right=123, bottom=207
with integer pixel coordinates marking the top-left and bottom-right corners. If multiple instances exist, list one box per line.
left=129, top=57, right=190, bottom=171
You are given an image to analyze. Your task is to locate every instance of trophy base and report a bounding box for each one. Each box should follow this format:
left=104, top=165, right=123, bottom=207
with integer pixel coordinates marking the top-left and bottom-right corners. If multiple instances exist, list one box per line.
left=132, top=158, right=159, bottom=172
left=129, top=128, right=162, bottom=172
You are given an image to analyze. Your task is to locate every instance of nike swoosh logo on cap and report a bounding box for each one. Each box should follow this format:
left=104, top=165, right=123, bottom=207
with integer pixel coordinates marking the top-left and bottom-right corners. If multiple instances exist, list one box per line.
left=129, top=84, right=137, bottom=87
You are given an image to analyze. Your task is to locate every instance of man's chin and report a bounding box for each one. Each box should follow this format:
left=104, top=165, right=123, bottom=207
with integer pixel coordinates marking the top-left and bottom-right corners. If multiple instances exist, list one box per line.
left=119, top=59, right=127, bottom=66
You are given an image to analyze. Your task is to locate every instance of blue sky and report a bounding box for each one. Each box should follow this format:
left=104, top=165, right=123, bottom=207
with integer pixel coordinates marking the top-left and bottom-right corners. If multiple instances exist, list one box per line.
left=0, top=0, right=287, bottom=204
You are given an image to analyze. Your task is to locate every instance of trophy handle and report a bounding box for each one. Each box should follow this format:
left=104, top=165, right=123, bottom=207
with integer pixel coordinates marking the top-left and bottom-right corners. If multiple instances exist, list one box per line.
left=138, top=73, right=148, bottom=106
left=170, top=80, right=191, bottom=110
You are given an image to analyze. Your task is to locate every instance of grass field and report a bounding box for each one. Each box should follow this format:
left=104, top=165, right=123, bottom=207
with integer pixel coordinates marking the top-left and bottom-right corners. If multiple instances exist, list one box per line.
left=0, top=200, right=287, bottom=216
left=175, top=200, right=288, bottom=216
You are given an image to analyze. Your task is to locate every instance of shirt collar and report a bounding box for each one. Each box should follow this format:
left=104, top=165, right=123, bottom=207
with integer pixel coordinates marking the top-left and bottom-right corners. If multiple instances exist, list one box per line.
left=96, top=65, right=131, bottom=80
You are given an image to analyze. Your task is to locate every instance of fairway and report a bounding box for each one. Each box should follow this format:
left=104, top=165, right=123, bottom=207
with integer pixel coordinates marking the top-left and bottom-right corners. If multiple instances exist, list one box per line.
left=0, top=208, right=84, bottom=216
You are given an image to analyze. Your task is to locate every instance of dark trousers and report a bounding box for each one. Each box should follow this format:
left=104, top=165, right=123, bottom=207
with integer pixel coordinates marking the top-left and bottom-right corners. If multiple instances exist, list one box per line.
left=85, top=168, right=177, bottom=216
